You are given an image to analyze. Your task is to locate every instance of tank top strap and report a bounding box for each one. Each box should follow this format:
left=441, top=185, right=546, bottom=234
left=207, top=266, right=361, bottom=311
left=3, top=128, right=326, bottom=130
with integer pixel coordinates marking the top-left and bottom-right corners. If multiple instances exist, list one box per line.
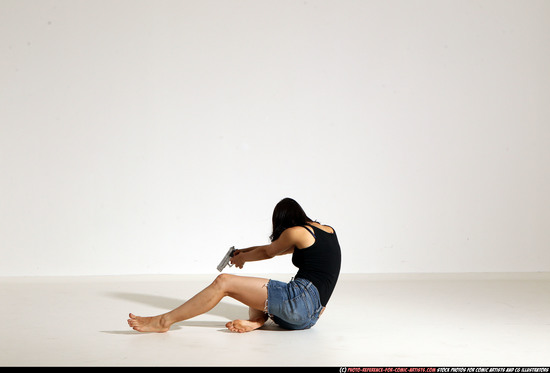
left=306, top=222, right=335, bottom=235
left=303, top=224, right=316, bottom=238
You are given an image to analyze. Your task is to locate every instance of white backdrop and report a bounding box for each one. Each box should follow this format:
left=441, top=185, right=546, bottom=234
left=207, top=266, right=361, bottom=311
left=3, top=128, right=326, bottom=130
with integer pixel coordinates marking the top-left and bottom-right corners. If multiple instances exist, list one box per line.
left=1, top=0, right=549, bottom=276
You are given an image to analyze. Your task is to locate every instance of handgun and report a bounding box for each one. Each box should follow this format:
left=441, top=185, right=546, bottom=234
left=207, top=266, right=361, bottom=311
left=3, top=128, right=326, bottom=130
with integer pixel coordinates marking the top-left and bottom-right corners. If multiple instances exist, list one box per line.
left=217, top=246, right=236, bottom=272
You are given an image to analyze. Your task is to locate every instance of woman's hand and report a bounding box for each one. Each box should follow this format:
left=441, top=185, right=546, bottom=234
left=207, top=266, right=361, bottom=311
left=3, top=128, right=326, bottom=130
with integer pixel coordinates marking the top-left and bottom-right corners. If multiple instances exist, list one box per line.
left=230, top=250, right=246, bottom=269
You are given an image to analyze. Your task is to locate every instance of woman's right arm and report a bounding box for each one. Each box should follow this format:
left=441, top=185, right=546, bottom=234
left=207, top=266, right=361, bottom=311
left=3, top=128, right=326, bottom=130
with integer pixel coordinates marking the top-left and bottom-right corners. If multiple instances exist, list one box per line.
left=231, top=228, right=303, bottom=268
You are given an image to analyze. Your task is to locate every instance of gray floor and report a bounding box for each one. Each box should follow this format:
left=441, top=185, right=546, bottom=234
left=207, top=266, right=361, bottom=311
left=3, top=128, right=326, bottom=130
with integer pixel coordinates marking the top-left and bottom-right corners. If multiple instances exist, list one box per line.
left=1, top=272, right=549, bottom=366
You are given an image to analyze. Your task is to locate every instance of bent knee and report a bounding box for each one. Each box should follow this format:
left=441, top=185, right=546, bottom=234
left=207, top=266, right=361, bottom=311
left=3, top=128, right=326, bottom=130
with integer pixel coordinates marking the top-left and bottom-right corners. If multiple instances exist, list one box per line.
left=213, top=273, right=234, bottom=293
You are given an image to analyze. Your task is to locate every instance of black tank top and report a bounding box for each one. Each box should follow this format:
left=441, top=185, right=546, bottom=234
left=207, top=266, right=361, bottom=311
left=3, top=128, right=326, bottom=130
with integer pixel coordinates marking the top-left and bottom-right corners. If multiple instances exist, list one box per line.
left=292, top=223, right=341, bottom=307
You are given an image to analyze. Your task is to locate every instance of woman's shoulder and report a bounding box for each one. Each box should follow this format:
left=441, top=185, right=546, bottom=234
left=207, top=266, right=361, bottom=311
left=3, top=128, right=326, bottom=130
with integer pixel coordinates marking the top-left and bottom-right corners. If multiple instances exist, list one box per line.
left=281, top=226, right=316, bottom=249
left=307, top=221, right=335, bottom=234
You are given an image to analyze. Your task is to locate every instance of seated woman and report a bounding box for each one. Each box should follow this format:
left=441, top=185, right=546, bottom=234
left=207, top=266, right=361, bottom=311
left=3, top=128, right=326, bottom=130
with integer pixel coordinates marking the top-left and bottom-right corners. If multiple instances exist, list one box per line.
left=127, top=197, right=342, bottom=333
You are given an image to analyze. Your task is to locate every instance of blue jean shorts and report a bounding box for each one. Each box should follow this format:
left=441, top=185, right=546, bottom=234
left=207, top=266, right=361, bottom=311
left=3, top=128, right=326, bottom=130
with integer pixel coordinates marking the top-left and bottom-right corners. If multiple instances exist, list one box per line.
left=265, top=277, right=323, bottom=330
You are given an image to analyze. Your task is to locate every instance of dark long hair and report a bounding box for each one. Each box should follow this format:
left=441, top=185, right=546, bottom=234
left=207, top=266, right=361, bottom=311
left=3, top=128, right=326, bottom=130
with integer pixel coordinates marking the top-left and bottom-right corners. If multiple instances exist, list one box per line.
left=270, top=198, right=313, bottom=242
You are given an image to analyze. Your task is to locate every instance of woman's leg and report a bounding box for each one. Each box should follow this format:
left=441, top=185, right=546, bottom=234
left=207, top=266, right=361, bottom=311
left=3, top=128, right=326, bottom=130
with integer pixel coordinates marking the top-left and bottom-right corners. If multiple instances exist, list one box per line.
left=127, top=274, right=268, bottom=333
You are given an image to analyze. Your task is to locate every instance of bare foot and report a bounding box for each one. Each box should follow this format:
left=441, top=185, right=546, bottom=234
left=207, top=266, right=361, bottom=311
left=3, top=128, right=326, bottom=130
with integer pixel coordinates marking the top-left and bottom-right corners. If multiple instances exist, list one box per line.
left=128, top=313, right=171, bottom=333
left=225, top=317, right=266, bottom=333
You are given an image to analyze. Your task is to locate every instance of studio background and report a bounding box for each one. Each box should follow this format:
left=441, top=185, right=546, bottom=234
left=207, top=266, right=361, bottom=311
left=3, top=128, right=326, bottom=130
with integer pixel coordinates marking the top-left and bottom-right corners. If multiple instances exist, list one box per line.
left=1, top=0, right=549, bottom=276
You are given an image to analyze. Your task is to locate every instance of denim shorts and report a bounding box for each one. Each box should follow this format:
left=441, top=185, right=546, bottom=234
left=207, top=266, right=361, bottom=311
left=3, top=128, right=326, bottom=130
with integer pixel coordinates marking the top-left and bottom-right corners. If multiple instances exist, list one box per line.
left=265, top=277, right=323, bottom=330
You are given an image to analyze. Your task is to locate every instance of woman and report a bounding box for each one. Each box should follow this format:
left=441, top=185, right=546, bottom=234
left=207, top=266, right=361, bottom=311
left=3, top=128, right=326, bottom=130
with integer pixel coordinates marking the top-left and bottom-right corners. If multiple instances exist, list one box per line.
left=127, top=197, right=341, bottom=333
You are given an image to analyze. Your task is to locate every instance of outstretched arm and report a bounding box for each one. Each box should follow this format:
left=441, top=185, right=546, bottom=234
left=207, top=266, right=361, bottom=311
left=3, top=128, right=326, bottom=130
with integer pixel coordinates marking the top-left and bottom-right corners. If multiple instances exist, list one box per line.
left=230, top=227, right=306, bottom=269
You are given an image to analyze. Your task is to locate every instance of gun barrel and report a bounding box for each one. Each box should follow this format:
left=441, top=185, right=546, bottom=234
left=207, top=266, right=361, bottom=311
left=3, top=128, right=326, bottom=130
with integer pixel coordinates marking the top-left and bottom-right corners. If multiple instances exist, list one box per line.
left=217, top=246, right=236, bottom=272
